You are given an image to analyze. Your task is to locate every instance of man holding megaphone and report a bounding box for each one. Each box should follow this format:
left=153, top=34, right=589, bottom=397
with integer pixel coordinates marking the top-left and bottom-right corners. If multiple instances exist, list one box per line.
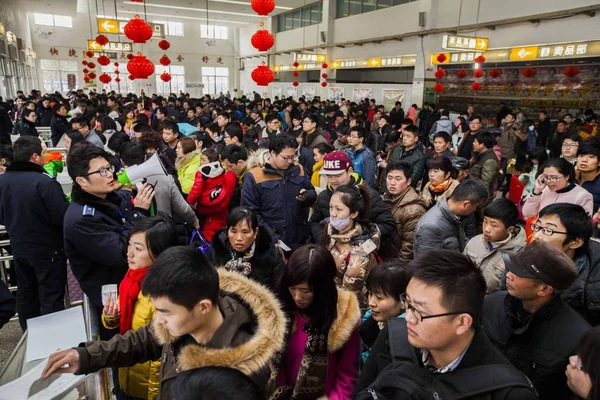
left=63, top=144, right=155, bottom=339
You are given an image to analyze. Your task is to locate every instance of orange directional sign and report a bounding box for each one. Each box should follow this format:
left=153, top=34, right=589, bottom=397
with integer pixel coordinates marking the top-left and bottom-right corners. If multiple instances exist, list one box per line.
left=97, top=18, right=119, bottom=34
left=442, top=35, right=489, bottom=51
left=368, top=58, right=381, bottom=67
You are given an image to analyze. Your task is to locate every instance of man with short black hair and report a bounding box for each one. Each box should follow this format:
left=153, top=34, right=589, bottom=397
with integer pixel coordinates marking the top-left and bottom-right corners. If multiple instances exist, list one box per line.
left=42, top=246, right=286, bottom=395
left=389, top=101, right=404, bottom=129
left=19, top=109, right=39, bottom=137
left=457, top=116, right=484, bottom=159
left=50, top=103, right=70, bottom=146
left=242, top=134, right=316, bottom=250
left=470, top=131, right=500, bottom=199
left=537, top=110, right=551, bottom=149
left=347, top=125, right=377, bottom=188
left=72, top=117, right=104, bottom=148
left=356, top=249, right=537, bottom=400
left=577, top=138, right=600, bottom=213
left=389, top=125, right=426, bottom=188
left=223, top=123, right=244, bottom=147
left=483, top=240, right=591, bottom=399
left=152, top=106, right=167, bottom=132
left=0, top=136, right=70, bottom=329
left=36, top=98, right=53, bottom=126
left=414, top=179, right=489, bottom=256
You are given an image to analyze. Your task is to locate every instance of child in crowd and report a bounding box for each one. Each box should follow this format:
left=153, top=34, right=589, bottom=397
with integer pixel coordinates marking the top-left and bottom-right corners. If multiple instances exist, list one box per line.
left=463, top=199, right=526, bottom=293
left=360, top=261, right=409, bottom=364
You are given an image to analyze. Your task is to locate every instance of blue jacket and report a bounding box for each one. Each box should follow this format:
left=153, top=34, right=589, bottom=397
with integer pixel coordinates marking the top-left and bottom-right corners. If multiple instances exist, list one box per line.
left=578, top=170, right=600, bottom=214
left=64, top=185, right=148, bottom=309
left=241, top=162, right=316, bottom=250
left=347, top=146, right=377, bottom=189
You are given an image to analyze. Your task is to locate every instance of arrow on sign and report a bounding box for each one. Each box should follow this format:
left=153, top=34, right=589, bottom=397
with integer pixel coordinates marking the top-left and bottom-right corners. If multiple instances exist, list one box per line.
left=477, top=39, right=487, bottom=49
left=101, top=20, right=115, bottom=31
left=89, top=41, right=101, bottom=50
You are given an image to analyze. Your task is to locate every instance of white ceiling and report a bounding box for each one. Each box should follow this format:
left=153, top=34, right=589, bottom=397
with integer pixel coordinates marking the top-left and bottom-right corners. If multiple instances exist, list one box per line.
left=23, top=0, right=317, bottom=25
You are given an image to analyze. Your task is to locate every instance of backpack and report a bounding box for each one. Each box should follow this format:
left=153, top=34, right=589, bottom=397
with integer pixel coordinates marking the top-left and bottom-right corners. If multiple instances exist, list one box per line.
left=356, top=319, right=537, bottom=400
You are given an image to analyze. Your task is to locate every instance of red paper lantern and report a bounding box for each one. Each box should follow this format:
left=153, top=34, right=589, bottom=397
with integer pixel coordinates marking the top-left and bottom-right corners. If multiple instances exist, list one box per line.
left=95, top=35, right=109, bottom=46
left=433, top=83, right=445, bottom=93
left=471, top=82, right=482, bottom=91
left=88, top=72, right=97, bottom=79
left=563, top=66, right=581, bottom=78
left=159, top=55, right=171, bottom=66
left=475, top=55, right=486, bottom=64
left=158, top=39, right=171, bottom=50
left=251, top=30, right=274, bottom=52
left=114, top=62, right=119, bottom=67
left=127, top=53, right=155, bottom=79
left=130, top=0, right=144, bottom=2
left=322, top=63, right=328, bottom=69
left=124, top=15, right=153, bottom=44
left=293, top=81, right=299, bottom=87
left=293, top=71, right=299, bottom=77
left=251, top=64, right=274, bottom=86
left=128, top=74, right=135, bottom=80
left=321, top=73, right=328, bottom=79
left=456, top=69, right=468, bottom=79
left=82, top=60, right=88, bottom=66
left=99, top=73, right=112, bottom=84
left=521, top=67, right=537, bottom=78
left=321, top=81, right=327, bottom=87
left=85, top=51, right=94, bottom=58
left=84, top=76, right=90, bottom=83
left=83, top=68, right=89, bottom=74
left=434, top=68, right=446, bottom=79
left=126, top=54, right=134, bottom=60
left=87, top=62, right=96, bottom=69
left=473, top=69, right=484, bottom=78
left=160, top=72, right=172, bottom=82
left=293, top=61, right=299, bottom=68
left=251, top=0, right=275, bottom=16
left=114, top=70, right=120, bottom=74
left=97, top=55, right=111, bottom=66
left=436, top=54, right=447, bottom=63
left=115, top=77, right=121, bottom=83
left=489, top=68, right=502, bottom=79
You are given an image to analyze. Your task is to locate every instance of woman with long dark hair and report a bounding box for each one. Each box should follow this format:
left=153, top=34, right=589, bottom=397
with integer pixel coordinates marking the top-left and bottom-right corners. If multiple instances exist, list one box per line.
left=566, top=326, right=600, bottom=399
left=269, top=244, right=360, bottom=400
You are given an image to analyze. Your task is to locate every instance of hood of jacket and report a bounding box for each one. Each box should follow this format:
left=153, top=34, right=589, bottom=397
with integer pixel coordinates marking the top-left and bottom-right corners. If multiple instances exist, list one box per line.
left=151, top=269, right=286, bottom=376
left=328, top=288, right=360, bottom=352
left=175, top=150, right=200, bottom=171
left=326, top=172, right=362, bottom=193
left=328, top=222, right=381, bottom=248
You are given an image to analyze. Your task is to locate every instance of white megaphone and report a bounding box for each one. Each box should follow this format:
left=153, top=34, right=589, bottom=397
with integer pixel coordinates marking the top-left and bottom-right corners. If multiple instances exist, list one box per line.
left=117, top=153, right=167, bottom=188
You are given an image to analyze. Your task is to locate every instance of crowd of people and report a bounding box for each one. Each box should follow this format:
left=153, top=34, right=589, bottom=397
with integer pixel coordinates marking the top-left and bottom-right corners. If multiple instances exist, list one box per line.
left=0, top=89, right=599, bottom=400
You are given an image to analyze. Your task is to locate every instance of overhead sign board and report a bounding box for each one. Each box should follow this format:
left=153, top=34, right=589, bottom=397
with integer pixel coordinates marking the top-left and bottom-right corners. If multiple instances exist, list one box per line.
left=331, top=56, right=416, bottom=69
left=442, top=35, right=489, bottom=51
left=433, top=40, right=600, bottom=65
left=88, top=39, right=132, bottom=52
left=97, top=18, right=119, bottom=34
left=294, top=53, right=326, bottom=63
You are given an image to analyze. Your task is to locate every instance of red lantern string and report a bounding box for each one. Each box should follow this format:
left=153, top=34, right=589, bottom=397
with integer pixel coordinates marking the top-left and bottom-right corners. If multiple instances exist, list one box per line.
left=127, top=53, right=155, bottom=79
left=99, top=73, right=112, bottom=84
left=293, top=81, right=299, bottom=87
left=436, top=54, right=447, bottom=63
left=97, top=55, right=111, bottom=66
left=563, top=66, right=580, bottom=78
left=158, top=40, right=171, bottom=50
left=474, top=55, right=486, bottom=64
left=489, top=68, right=502, bottom=79
left=521, top=67, right=537, bottom=78
left=251, top=0, right=275, bottom=16
left=159, top=55, right=171, bottom=66
left=95, top=35, right=109, bottom=46
left=251, top=30, right=274, bottom=52
left=321, top=81, right=328, bottom=87
left=471, top=82, right=482, bottom=91
left=124, top=15, right=153, bottom=44
left=433, top=83, right=445, bottom=93
left=251, top=62, right=274, bottom=86
left=456, top=69, right=468, bottom=79
left=434, top=68, right=446, bottom=79
left=473, top=69, right=484, bottom=78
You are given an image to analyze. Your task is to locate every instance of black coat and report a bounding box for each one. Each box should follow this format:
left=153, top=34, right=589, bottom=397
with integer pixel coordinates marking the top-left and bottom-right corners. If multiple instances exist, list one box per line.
left=208, top=226, right=284, bottom=291
left=64, top=185, right=148, bottom=309
left=309, top=174, right=395, bottom=243
left=51, top=115, right=70, bottom=146
left=355, top=319, right=537, bottom=400
left=0, top=280, right=15, bottom=329
left=36, top=105, right=53, bottom=126
left=0, top=105, right=13, bottom=138
left=483, top=291, right=591, bottom=400
left=562, top=239, right=600, bottom=326
left=19, top=120, right=38, bottom=137
left=0, top=161, right=69, bottom=258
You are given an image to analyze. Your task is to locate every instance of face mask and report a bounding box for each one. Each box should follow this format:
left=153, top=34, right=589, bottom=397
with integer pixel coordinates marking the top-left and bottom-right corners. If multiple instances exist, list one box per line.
left=529, top=125, right=535, bottom=132
left=330, top=217, right=351, bottom=231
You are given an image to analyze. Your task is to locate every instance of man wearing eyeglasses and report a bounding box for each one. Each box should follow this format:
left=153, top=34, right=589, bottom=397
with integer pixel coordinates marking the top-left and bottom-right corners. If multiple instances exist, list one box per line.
left=0, top=136, right=70, bottom=330
left=483, top=240, right=591, bottom=400
left=63, top=144, right=154, bottom=339
left=355, top=250, right=536, bottom=399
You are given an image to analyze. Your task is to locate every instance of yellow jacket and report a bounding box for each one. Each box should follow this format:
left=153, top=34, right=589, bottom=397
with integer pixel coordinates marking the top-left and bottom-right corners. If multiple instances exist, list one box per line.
left=176, top=152, right=201, bottom=194
left=102, top=293, right=160, bottom=400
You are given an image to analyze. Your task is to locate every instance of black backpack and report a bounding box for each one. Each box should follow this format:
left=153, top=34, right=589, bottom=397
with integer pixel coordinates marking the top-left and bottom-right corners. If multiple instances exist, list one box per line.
left=356, top=319, right=537, bottom=400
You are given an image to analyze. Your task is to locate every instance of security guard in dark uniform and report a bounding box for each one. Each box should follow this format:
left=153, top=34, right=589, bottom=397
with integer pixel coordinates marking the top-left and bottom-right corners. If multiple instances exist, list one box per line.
left=0, top=136, right=69, bottom=330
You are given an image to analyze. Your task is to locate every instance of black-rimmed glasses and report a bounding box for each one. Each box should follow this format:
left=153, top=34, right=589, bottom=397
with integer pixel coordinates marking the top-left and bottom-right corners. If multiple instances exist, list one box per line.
left=83, top=165, right=115, bottom=178
left=400, top=294, right=471, bottom=323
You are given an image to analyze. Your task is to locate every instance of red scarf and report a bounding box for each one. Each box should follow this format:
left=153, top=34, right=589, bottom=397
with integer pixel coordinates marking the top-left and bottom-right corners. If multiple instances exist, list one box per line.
left=119, top=267, right=149, bottom=335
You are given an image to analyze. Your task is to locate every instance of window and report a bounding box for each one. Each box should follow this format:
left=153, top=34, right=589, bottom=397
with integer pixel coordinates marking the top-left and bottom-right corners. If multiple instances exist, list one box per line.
left=336, top=0, right=416, bottom=18
left=201, top=25, right=228, bottom=40
left=100, top=66, right=135, bottom=93
left=34, top=13, right=73, bottom=28
left=155, top=65, right=185, bottom=94
left=201, top=67, right=228, bottom=95
left=277, top=2, right=322, bottom=33
left=153, top=21, right=184, bottom=37
left=40, top=59, right=77, bottom=93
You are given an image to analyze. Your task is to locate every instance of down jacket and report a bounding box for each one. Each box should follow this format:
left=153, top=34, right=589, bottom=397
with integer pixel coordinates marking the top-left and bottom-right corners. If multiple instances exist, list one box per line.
left=309, top=173, right=395, bottom=244
left=102, top=293, right=159, bottom=399
left=176, top=151, right=201, bottom=194
left=470, top=149, right=499, bottom=198
left=388, top=146, right=426, bottom=188
left=187, top=170, right=237, bottom=242
left=413, top=197, right=466, bottom=257
left=379, top=187, right=427, bottom=261
left=74, top=270, right=287, bottom=400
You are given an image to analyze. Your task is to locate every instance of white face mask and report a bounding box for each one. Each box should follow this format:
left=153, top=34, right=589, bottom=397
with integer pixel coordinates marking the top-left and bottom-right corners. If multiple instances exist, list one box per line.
left=330, top=217, right=351, bottom=231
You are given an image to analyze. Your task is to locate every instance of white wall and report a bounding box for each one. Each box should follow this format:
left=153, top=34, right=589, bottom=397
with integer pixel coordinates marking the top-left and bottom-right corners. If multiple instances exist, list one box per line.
left=269, top=82, right=413, bottom=105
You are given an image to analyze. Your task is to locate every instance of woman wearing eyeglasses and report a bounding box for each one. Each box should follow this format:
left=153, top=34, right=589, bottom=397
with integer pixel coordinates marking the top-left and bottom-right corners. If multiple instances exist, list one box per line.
left=522, top=158, right=593, bottom=219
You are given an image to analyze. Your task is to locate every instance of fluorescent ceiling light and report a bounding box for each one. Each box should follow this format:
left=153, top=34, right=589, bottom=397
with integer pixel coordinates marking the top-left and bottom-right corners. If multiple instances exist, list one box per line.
left=123, top=0, right=292, bottom=10
left=122, top=1, right=262, bottom=17
left=119, top=10, right=249, bottom=24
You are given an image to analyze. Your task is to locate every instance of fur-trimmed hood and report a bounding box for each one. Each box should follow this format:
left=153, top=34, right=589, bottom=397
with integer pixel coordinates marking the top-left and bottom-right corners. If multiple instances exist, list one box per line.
left=152, top=269, right=287, bottom=376
left=328, top=288, right=361, bottom=352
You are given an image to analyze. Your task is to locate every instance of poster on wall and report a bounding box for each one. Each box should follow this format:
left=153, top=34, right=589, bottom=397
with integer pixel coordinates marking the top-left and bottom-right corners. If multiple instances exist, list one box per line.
left=67, top=74, right=76, bottom=90
left=353, top=88, right=373, bottom=102
left=271, top=85, right=283, bottom=99
left=381, top=89, right=406, bottom=112
left=327, top=87, right=344, bottom=103
left=284, top=86, right=297, bottom=99
left=302, top=86, right=316, bottom=101
left=84, top=78, right=96, bottom=88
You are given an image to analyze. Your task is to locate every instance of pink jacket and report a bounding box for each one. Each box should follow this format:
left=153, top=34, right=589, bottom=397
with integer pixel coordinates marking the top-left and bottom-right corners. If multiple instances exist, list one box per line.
left=274, top=289, right=361, bottom=400
left=407, top=107, right=417, bottom=125
left=522, top=183, right=594, bottom=218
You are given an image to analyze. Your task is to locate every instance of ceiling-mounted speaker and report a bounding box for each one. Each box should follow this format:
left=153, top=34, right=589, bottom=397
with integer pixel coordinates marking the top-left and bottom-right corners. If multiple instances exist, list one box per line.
left=419, top=12, right=426, bottom=27
left=320, top=31, right=326, bottom=43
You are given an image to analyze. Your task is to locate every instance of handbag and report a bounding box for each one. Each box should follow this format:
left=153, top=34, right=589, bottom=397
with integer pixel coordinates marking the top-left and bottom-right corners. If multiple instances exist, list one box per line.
left=189, top=229, right=211, bottom=255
